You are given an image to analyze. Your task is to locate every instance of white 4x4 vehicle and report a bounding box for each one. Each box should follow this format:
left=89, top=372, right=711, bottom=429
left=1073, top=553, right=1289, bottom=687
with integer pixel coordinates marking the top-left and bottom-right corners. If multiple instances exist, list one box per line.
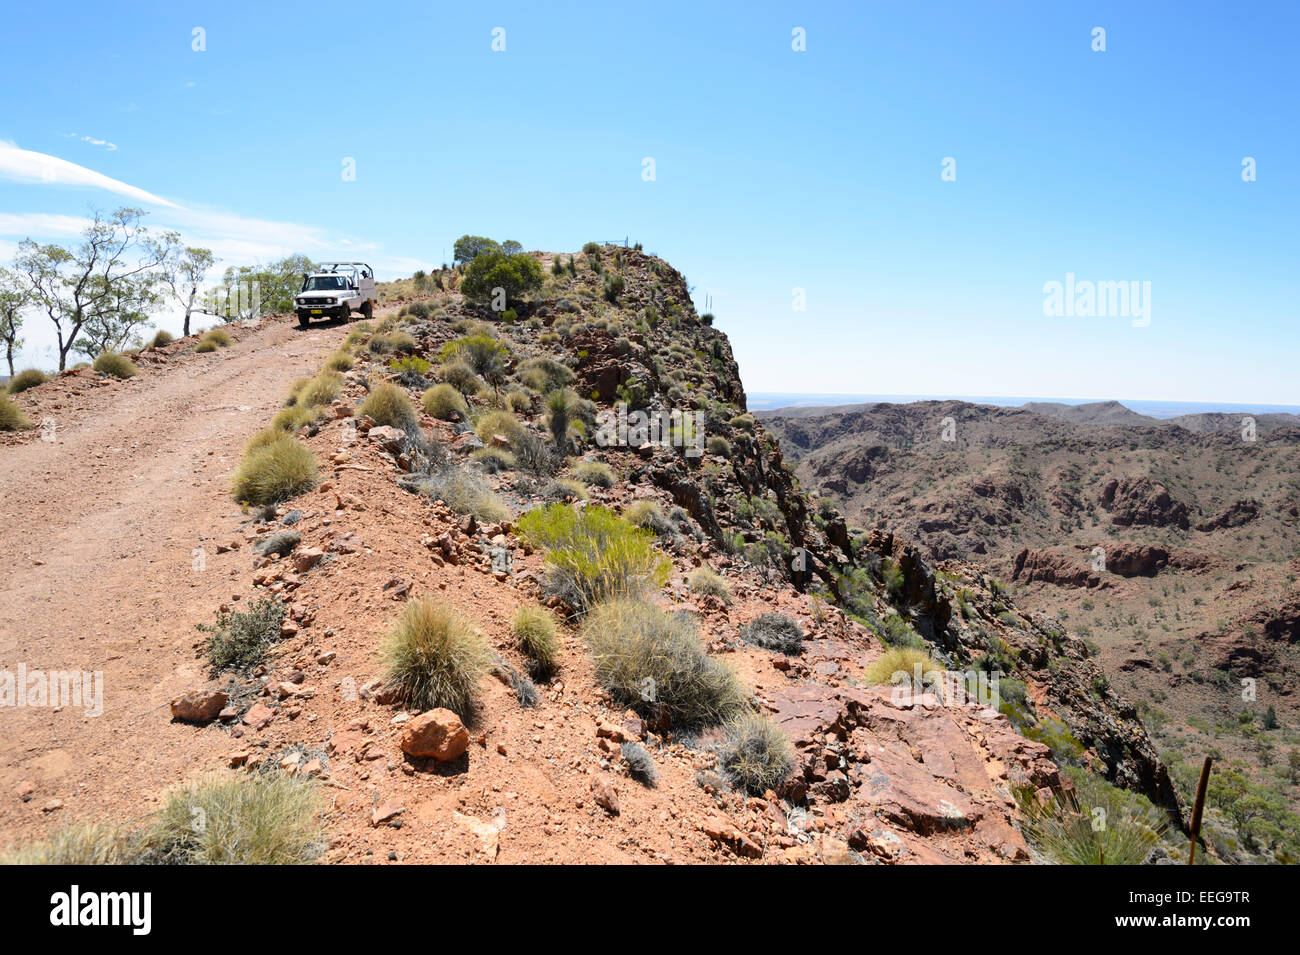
left=294, top=262, right=376, bottom=327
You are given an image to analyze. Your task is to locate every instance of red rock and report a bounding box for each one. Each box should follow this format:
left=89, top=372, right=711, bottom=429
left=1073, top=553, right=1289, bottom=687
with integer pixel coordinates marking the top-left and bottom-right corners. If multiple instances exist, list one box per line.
left=292, top=547, right=324, bottom=573
left=242, top=702, right=275, bottom=730
left=371, top=802, right=405, bottom=827
left=590, top=773, right=620, bottom=815
left=170, top=688, right=229, bottom=723
left=399, top=708, right=470, bottom=761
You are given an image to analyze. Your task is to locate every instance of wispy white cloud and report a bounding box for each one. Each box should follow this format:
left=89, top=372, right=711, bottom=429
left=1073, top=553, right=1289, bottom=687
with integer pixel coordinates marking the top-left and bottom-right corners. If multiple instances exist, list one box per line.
left=0, top=140, right=175, bottom=207
left=64, top=133, right=118, bottom=152
left=0, top=141, right=421, bottom=279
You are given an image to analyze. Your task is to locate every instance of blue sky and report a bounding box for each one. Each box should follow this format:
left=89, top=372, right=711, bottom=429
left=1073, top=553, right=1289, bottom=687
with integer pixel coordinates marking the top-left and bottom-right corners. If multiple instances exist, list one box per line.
left=1, top=0, right=1296, bottom=403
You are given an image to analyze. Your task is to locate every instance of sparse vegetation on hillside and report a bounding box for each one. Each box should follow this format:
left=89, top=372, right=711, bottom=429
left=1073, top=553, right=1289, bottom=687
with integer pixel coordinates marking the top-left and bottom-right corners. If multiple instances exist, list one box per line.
left=0, top=394, right=33, bottom=430
left=93, top=351, right=138, bottom=379
left=381, top=598, right=489, bottom=717
left=358, top=381, right=418, bottom=431
left=231, top=434, right=319, bottom=505
left=200, top=597, right=286, bottom=672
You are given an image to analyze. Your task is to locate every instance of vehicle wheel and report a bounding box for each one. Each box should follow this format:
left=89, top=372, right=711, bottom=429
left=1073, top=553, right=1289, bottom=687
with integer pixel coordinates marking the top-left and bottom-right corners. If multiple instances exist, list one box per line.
left=297, top=313, right=309, bottom=328
left=361, top=300, right=373, bottom=321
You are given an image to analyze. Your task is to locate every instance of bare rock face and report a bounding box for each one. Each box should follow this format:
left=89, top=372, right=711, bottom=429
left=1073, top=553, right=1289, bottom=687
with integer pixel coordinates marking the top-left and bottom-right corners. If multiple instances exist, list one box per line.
left=1099, top=477, right=1189, bottom=530
left=1100, top=542, right=1170, bottom=578
left=399, top=708, right=470, bottom=761
left=1012, top=548, right=1098, bottom=588
left=1196, top=498, right=1259, bottom=532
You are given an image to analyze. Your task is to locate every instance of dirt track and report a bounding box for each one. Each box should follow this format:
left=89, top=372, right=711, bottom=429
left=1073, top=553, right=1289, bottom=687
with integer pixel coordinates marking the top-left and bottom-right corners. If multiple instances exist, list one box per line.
left=0, top=317, right=349, bottom=835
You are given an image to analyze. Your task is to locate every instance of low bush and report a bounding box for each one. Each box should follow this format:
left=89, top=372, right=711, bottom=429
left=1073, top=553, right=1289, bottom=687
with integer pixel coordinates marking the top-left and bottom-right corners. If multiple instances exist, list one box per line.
left=422, top=383, right=469, bottom=420
left=519, top=503, right=670, bottom=612
left=357, top=382, right=418, bottom=431
left=583, top=598, right=745, bottom=728
left=474, top=409, right=526, bottom=447
left=411, top=465, right=509, bottom=522
left=717, top=712, right=794, bottom=794
left=367, top=332, right=417, bottom=355
left=688, top=566, right=732, bottom=604
left=512, top=604, right=559, bottom=676
left=441, top=361, right=482, bottom=395
left=573, top=459, right=615, bottom=488
left=231, top=434, right=319, bottom=505
left=199, top=597, right=286, bottom=671
left=438, top=334, right=509, bottom=375
left=93, top=352, right=138, bottom=379
left=621, top=741, right=658, bottom=786
left=148, top=329, right=175, bottom=349
left=471, top=446, right=515, bottom=472
left=147, top=772, right=323, bottom=865
left=381, top=598, right=489, bottom=716
left=194, top=339, right=219, bottom=353
left=1016, top=767, right=1168, bottom=865
left=863, top=646, right=944, bottom=687
left=7, top=368, right=48, bottom=393
left=0, top=395, right=33, bottom=430
left=518, top=356, right=573, bottom=393
left=740, top=612, right=803, bottom=653
left=324, top=348, right=354, bottom=371
left=706, top=435, right=732, bottom=457
left=623, top=500, right=678, bottom=539
left=270, top=403, right=322, bottom=433
left=202, top=329, right=232, bottom=347
left=295, top=371, right=342, bottom=408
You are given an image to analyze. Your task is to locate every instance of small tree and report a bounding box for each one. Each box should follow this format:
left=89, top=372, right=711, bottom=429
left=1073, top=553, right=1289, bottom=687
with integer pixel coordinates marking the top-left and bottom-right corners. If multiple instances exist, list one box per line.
left=73, top=274, right=160, bottom=358
left=452, top=235, right=501, bottom=265
left=155, top=240, right=215, bottom=337
left=218, top=254, right=314, bottom=319
left=15, top=207, right=171, bottom=370
left=0, top=267, right=32, bottom=376
left=501, top=240, right=522, bottom=256
left=460, top=251, right=543, bottom=307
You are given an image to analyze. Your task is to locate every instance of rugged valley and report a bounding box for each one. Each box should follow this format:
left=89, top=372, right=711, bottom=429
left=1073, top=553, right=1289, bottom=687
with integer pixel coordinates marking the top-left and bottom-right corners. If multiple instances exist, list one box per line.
left=761, top=399, right=1300, bottom=861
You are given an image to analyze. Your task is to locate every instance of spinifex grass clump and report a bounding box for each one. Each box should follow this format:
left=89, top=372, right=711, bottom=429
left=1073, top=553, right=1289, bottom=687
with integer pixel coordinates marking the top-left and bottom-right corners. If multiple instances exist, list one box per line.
left=411, top=465, right=509, bottom=522
left=583, top=598, right=746, bottom=729
left=688, top=566, right=732, bottom=604
left=6, top=368, right=47, bottom=393
left=358, top=381, right=418, bottom=431
left=0, top=395, right=33, bottom=430
left=146, top=773, right=324, bottom=865
left=573, top=459, right=615, bottom=488
left=381, top=598, right=489, bottom=717
left=200, top=597, right=286, bottom=671
left=518, top=503, right=671, bottom=613
left=93, top=351, right=138, bottom=379
left=740, top=611, right=803, bottom=653
left=717, top=711, right=795, bottom=794
left=863, top=646, right=945, bottom=687
left=512, top=604, right=559, bottom=677
left=1016, top=767, right=1168, bottom=865
left=231, top=434, right=319, bottom=505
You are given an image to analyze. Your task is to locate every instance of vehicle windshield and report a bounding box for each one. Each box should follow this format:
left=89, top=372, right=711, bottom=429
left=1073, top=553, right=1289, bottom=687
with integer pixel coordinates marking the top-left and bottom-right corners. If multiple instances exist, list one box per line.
left=303, top=275, right=347, bottom=291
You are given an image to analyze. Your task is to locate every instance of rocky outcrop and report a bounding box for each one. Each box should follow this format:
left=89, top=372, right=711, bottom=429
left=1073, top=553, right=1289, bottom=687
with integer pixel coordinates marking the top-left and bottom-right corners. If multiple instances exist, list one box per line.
left=1196, top=498, right=1259, bottom=532
left=1099, top=477, right=1190, bottom=530
left=1012, top=548, right=1098, bottom=588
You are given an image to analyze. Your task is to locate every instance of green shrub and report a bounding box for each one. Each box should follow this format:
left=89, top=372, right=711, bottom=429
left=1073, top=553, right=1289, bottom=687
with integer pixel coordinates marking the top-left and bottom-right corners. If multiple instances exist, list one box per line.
left=148, top=329, right=175, bottom=348
left=358, top=382, right=418, bottom=431
left=544, top=388, right=575, bottom=447
left=573, top=459, right=615, bottom=488
left=147, top=773, right=323, bottom=864
left=584, top=598, right=746, bottom=728
left=513, top=605, right=559, bottom=676
left=194, top=339, right=219, bottom=353
left=519, top=503, right=671, bottom=613
left=717, top=712, right=794, bottom=794
left=93, top=352, right=138, bottom=379
left=863, top=646, right=944, bottom=686
left=423, top=383, right=469, bottom=420
left=7, top=368, right=48, bottom=393
left=199, top=597, right=286, bottom=671
left=1016, top=767, right=1168, bottom=865
left=460, top=252, right=543, bottom=303
left=1022, top=716, right=1086, bottom=765
left=438, top=334, right=509, bottom=375
left=381, top=598, right=489, bottom=716
left=202, top=328, right=232, bottom=347
left=0, top=395, right=33, bottom=430
left=232, top=435, right=319, bottom=504
left=505, top=388, right=532, bottom=413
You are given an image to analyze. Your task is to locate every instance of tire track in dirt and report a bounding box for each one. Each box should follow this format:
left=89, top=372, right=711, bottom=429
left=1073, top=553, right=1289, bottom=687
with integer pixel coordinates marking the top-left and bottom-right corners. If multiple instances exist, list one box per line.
left=0, top=317, right=352, bottom=834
